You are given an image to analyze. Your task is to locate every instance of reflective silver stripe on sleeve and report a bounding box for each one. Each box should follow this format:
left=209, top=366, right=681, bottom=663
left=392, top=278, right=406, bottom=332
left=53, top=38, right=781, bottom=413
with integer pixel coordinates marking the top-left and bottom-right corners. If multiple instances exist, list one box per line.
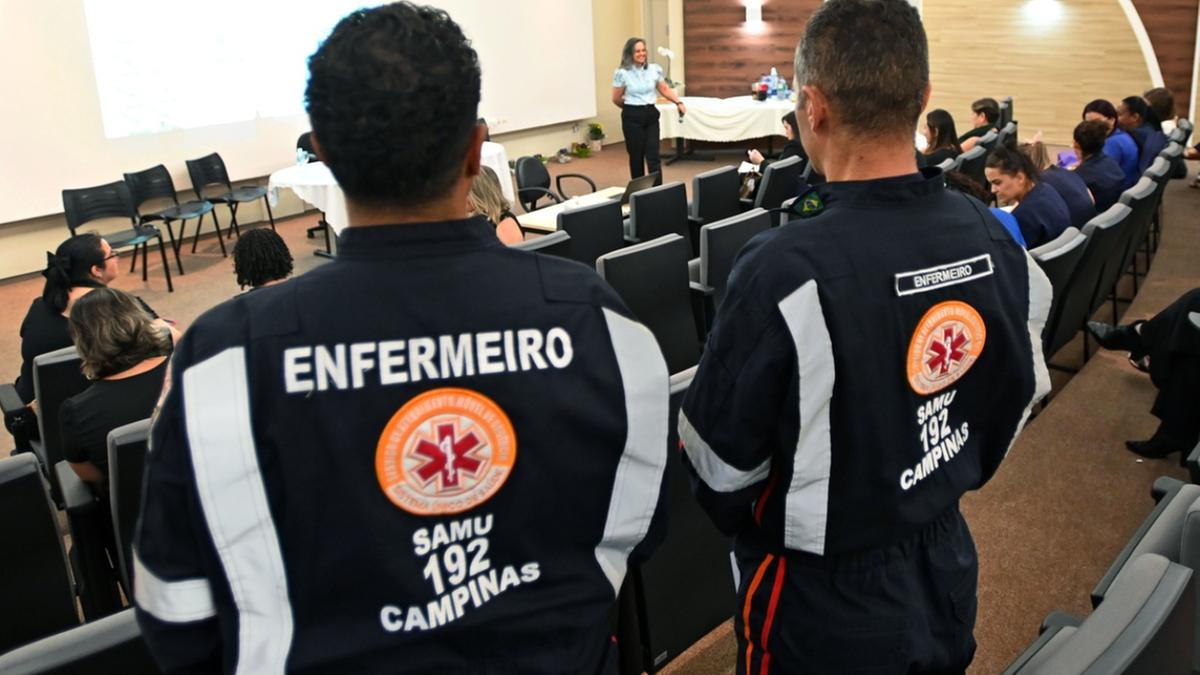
left=594, top=308, right=670, bottom=595
left=133, top=550, right=216, bottom=623
left=778, top=280, right=834, bottom=555
left=679, top=411, right=771, bottom=492
left=1004, top=254, right=1053, bottom=457
left=184, top=347, right=293, bottom=674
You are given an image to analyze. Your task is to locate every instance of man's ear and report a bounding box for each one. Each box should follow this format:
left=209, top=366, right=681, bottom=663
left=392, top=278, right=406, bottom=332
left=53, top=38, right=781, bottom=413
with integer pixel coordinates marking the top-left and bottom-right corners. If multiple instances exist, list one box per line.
left=464, top=124, right=486, bottom=179
left=310, top=132, right=327, bottom=163
left=801, top=84, right=828, bottom=133
left=920, top=82, right=932, bottom=115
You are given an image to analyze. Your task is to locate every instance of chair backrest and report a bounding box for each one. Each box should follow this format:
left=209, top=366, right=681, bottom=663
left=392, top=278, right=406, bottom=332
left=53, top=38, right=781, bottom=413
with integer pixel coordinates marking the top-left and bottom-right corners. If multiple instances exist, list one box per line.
left=700, top=208, right=771, bottom=311
left=997, top=121, right=1017, bottom=149
left=1011, top=554, right=1193, bottom=675
left=631, top=366, right=736, bottom=671
left=936, top=156, right=959, bottom=173
left=32, top=346, right=89, bottom=502
left=1043, top=204, right=1129, bottom=358
left=629, top=181, right=690, bottom=248
left=123, top=165, right=180, bottom=210
left=690, top=166, right=741, bottom=224
left=958, top=145, right=989, bottom=190
left=511, top=230, right=571, bottom=257
left=597, top=234, right=700, bottom=374
left=0, top=454, right=78, bottom=652
left=1000, top=96, right=1014, bottom=127
left=108, top=418, right=152, bottom=597
left=62, top=181, right=138, bottom=235
left=515, top=156, right=553, bottom=210
left=1031, top=227, right=1087, bottom=348
left=556, top=199, right=625, bottom=267
left=1176, top=118, right=1193, bottom=144
left=0, top=608, right=159, bottom=675
left=976, top=129, right=1000, bottom=156
left=185, top=153, right=232, bottom=198
left=755, top=154, right=804, bottom=210
left=1093, top=177, right=1156, bottom=314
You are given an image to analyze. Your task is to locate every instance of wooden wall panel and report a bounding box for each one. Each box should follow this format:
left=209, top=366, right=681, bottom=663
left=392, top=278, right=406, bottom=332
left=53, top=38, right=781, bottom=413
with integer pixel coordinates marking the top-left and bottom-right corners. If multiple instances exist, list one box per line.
left=682, top=0, right=820, bottom=98
left=924, top=0, right=1154, bottom=145
left=1131, top=0, right=1198, bottom=117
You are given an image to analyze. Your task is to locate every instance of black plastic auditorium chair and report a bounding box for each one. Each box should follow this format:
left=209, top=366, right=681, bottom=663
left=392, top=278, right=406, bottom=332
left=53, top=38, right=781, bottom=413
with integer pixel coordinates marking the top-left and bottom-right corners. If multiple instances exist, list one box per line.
left=29, top=346, right=89, bottom=505
left=1029, top=227, right=1087, bottom=357
left=1001, top=553, right=1193, bottom=675
left=597, top=234, right=702, bottom=375
left=62, top=181, right=174, bottom=293
left=1095, top=177, right=1157, bottom=323
left=1042, top=204, right=1129, bottom=365
left=935, top=155, right=961, bottom=173
left=999, top=96, right=1013, bottom=128
left=690, top=166, right=741, bottom=227
left=107, top=418, right=151, bottom=596
left=555, top=199, right=625, bottom=267
left=627, top=182, right=690, bottom=251
left=627, top=367, right=736, bottom=673
left=1120, top=157, right=1171, bottom=292
left=124, top=164, right=217, bottom=268
left=0, top=609, right=160, bottom=675
left=690, top=208, right=771, bottom=328
left=957, top=145, right=989, bottom=191
left=514, top=156, right=597, bottom=212
left=976, top=129, right=1000, bottom=156
left=742, top=154, right=803, bottom=213
left=996, top=121, right=1018, bottom=150
left=511, top=230, right=571, bottom=257
left=0, top=454, right=78, bottom=653
left=185, top=152, right=275, bottom=241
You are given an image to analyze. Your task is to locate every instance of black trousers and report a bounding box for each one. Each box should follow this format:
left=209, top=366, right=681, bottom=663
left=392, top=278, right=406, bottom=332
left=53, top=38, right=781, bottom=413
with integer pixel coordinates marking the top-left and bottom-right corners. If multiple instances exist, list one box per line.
left=621, top=104, right=661, bottom=179
left=1141, top=288, right=1200, bottom=445
left=735, top=507, right=977, bottom=674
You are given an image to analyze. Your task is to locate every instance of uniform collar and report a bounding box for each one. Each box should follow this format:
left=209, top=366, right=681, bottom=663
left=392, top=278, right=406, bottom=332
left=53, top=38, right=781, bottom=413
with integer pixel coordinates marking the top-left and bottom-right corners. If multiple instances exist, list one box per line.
left=816, top=167, right=944, bottom=207
left=335, top=216, right=501, bottom=258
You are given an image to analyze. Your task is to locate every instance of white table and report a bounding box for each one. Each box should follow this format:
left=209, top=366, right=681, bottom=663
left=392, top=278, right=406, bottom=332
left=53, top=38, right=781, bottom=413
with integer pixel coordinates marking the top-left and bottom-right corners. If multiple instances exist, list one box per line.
left=520, top=186, right=625, bottom=233
left=657, top=95, right=794, bottom=142
left=269, top=161, right=349, bottom=234
left=481, top=141, right=514, bottom=203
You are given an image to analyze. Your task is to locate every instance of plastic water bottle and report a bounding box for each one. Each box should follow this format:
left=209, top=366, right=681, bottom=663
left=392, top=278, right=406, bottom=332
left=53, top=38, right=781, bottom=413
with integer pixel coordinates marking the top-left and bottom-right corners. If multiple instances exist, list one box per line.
left=769, top=67, right=779, bottom=95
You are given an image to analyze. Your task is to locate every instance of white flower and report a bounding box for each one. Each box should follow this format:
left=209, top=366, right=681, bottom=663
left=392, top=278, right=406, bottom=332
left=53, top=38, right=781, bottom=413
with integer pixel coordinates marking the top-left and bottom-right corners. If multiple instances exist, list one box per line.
left=657, top=46, right=675, bottom=60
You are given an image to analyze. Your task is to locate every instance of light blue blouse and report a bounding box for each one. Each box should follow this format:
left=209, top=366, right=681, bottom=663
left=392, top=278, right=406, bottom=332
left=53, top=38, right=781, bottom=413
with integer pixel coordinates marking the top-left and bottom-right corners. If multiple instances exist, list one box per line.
left=613, top=64, right=663, bottom=105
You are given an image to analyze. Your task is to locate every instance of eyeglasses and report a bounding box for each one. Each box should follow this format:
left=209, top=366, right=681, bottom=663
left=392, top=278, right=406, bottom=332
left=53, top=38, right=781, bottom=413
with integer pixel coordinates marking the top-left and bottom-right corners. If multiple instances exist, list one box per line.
left=103, top=252, right=119, bottom=261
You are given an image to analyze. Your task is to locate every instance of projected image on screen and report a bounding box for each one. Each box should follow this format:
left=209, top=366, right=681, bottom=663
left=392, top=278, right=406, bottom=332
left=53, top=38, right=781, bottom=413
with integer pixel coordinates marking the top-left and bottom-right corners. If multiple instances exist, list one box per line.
left=82, top=0, right=369, bottom=139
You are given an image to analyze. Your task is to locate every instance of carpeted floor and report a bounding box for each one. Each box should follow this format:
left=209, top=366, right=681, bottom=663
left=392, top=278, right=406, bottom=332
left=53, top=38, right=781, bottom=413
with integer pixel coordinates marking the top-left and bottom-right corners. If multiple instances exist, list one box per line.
left=1, top=143, right=1196, bottom=675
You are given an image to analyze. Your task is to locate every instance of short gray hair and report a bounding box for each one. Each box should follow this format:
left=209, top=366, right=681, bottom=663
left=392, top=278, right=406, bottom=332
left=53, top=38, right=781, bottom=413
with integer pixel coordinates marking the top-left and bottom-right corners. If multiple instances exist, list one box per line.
left=794, top=0, right=928, bottom=137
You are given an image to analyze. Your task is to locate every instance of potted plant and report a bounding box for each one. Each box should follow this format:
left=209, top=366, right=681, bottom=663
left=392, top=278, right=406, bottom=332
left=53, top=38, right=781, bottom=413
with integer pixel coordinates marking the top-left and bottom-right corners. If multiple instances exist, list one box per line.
left=587, top=122, right=604, bottom=152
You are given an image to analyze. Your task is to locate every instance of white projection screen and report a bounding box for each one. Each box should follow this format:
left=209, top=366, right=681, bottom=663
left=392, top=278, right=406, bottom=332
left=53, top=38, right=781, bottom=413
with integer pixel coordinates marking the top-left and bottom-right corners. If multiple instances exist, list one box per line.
left=0, top=0, right=596, bottom=223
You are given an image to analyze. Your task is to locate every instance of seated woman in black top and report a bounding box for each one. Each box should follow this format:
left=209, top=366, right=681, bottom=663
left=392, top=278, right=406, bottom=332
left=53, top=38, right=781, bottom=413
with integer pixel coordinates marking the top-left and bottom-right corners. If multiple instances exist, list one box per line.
left=469, top=166, right=523, bottom=245
left=59, top=287, right=172, bottom=490
left=984, top=145, right=1071, bottom=248
left=920, top=108, right=961, bottom=167
left=1072, top=119, right=1127, bottom=212
left=233, top=228, right=294, bottom=291
left=748, top=111, right=807, bottom=167
left=1019, top=140, right=1096, bottom=230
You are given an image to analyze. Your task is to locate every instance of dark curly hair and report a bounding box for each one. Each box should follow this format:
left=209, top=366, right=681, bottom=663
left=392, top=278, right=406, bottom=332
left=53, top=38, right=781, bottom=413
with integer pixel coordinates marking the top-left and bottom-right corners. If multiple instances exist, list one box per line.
left=305, top=3, right=482, bottom=208
left=233, top=228, right=293, bottom=289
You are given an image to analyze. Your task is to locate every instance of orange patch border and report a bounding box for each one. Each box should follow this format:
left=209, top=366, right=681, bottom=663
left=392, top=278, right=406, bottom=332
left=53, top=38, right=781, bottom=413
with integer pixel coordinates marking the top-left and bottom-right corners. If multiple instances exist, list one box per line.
left=905, top=301, right=987, bottom=396
left=375, top=387, right=517, bottom=516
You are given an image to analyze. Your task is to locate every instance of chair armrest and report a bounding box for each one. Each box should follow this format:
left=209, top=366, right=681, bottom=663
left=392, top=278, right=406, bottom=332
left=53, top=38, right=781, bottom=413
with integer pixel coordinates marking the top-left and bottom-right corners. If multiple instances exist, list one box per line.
left=623, top=235, right=640, bottom=245
left=1090, top=475, right=1185, bottom=608
left=1039, top=610, right=1081, bottom=633
left=690, top=281, right=714, bottom=296
left=55, top=461, right=97, bottom=515
left=556, top=173, right=597, bottom=198
left=1188, top=442, right=1200, bottom=485
left=739, top=197, right=754, bottom=211
left=1151, top=475, right=1185, bottom=502
left=519, top=186, right=563, bottom=209
left=0, top=383, right=25, bottom=417
left=687, top=215, right=705, bottom=227
left=998, top=612, right=1080, bottom=675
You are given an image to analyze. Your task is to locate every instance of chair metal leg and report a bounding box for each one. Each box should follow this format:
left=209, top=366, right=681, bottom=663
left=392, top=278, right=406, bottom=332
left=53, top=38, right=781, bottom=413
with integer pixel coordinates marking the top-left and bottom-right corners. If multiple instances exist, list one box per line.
left=156, top=235, right=174, bottom=292
left=212, top=209, right=228, bottom=257
left=227, top=203, right=241, bottom=239
left=262, top=195, right=276, bottom=231
left=129, top=244, right=139, bottom=273
left=164, top=221, right=184, bottom=275
left=141, top=242, right=149, bottom=282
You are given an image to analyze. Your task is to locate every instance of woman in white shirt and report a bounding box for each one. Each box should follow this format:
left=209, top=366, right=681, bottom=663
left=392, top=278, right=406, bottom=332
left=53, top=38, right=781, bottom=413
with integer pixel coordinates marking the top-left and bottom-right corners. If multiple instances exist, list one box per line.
left=611, top=37, right=686, bottom=180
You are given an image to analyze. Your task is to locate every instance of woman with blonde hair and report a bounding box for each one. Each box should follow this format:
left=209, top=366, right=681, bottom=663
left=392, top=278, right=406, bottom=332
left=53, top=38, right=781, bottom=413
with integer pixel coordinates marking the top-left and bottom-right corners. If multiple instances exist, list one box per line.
left=1018, top=140, right=1096, bottom=230
left=469, top=166, right=524, bottom=245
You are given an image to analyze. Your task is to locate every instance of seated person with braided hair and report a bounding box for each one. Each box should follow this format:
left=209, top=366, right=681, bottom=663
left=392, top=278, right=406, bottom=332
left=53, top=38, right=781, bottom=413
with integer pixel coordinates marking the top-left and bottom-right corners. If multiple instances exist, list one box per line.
left=232, top=228, right=294, bottom=290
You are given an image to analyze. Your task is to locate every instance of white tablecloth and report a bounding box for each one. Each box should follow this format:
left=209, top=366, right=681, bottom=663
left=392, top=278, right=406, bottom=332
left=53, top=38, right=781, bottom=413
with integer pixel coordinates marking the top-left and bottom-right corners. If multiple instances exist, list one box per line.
left=268, top=161, right=350, bottom=234
left=520, top=186, right=625, bottom=233
left=481, top=141, right=514, bottom=203
left=657, top=95, right=795, bottom=142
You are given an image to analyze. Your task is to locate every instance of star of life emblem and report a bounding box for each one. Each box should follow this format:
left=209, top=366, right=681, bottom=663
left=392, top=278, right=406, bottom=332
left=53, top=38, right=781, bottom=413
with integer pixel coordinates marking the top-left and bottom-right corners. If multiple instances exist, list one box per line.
left=906, top=301, right=987, bottom=395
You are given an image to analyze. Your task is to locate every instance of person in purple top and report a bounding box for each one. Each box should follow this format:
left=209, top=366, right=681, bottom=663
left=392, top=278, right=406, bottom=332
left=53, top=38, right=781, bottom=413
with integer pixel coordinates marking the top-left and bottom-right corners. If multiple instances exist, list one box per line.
left=1083, top=99, right=1139, bottom=189
left=1072, top=120, right=1127, bottom=212
left=1019, top=141, right=1096, bottom=230
left=985, top=146, right=1071, bottom=248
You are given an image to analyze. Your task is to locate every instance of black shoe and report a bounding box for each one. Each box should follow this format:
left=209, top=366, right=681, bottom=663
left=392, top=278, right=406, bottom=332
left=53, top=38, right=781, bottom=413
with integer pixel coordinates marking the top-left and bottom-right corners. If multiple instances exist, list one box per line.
left=1086, top=321, right=1143, bottom=353
left=1125, top=436, right=1186, bottom=459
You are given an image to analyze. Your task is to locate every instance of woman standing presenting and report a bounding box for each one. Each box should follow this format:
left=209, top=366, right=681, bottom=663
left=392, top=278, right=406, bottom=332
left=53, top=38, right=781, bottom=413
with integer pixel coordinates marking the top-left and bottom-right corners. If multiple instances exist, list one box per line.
left=612, top=37, right=685, bottom=179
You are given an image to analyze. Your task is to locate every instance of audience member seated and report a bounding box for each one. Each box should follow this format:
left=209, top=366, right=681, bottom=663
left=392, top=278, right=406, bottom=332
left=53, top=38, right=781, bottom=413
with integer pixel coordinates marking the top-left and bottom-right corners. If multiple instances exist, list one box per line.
left=1118, top=95, right=1167, bottom=173
left=1019, top=140, right=1096, bottom=230
left=943, top=170, right=1026, bottom=247
left=985, top=145, right=1070, bottom=248
left=1083, top=98, right=1140, bottom=189
left=1143, top=86, right=1176, bottom=134
left=60, top=287, right=172, bottom=492
left=1086, top=289, right=1200, bottom=459
left=469, top=166, right=523, bottom=245
left=921, top=108, right=961, bottom=166
left=1072, top=120, right=1126, bottom=212
left=958, top=97, right=999, bottom=151
left=747, top=111, right=807, bottom=167
left=233, top=228, right=294, bottom=291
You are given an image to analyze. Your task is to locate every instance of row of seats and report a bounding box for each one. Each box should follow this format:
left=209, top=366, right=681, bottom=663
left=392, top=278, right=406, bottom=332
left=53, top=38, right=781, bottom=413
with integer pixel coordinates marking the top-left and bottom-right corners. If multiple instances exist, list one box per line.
left=62, top=152, right=277, bottom=293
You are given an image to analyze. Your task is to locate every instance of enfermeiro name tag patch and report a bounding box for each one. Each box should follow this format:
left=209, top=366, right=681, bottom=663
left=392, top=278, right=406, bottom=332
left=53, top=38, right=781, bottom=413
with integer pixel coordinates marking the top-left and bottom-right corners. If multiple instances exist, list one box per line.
left=894, top=254, right=994, bottom=296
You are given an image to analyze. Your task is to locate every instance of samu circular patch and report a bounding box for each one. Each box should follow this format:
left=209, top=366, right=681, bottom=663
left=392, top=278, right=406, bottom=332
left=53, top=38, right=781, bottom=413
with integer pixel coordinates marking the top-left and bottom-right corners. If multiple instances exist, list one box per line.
left=375, top=387, right=516, bottom=515
left=906, top=301, right=987, bottom=395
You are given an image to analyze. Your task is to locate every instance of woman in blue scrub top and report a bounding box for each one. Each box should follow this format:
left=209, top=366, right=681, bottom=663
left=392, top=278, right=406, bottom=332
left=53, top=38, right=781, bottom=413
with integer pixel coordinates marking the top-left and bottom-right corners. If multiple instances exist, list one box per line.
left=612, top=37, right=686, bottom=179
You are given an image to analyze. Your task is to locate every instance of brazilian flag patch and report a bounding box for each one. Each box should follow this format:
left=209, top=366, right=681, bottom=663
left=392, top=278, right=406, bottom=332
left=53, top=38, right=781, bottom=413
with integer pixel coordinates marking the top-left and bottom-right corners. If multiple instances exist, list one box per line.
left=796, top=190, right=825, bottom=218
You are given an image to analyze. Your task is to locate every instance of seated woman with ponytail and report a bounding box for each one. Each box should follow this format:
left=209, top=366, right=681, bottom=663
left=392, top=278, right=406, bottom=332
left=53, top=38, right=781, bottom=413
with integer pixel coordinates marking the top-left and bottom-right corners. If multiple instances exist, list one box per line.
left=984, top=145, right=1071, bottom=248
